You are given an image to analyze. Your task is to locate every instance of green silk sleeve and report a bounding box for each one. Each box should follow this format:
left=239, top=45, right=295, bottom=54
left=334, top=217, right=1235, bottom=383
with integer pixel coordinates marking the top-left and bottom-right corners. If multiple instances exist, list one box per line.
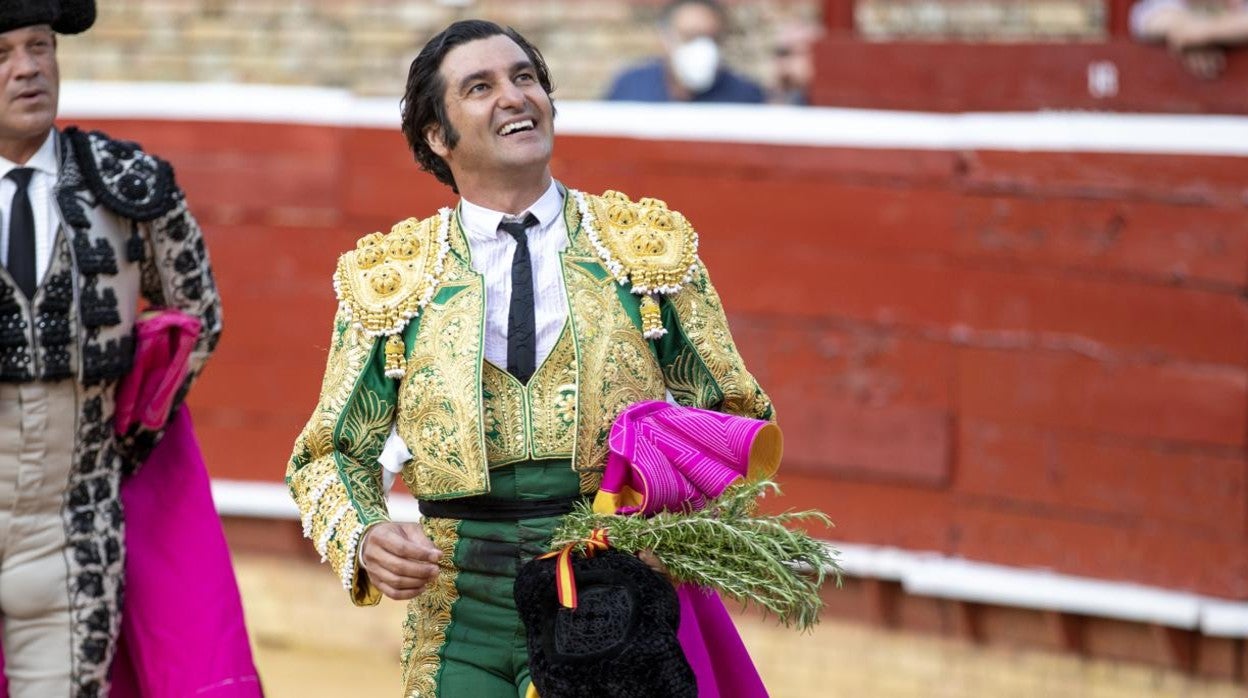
left=286, top=307, right=397, bottom=606
left=655, top=256, right=775, bottom=422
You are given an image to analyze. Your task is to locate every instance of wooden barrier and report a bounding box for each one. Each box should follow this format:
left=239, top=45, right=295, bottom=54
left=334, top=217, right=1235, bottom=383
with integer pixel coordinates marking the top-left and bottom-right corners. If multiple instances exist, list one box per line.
left=812, top=39, right=1248, bottom=113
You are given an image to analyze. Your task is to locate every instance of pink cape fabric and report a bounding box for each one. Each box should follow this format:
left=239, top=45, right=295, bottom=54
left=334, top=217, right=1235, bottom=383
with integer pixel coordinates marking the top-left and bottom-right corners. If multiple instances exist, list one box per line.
left=600, top=400, right=780, bottom=517
left=110, top=406, right=263, bottom=696
left=113, top=311, right=201, bottom=433
left=0, top=407, right=262, bottom=697
left=601, top=400, right=780, bottom=698
left=675, top=586, right=769, bottom=698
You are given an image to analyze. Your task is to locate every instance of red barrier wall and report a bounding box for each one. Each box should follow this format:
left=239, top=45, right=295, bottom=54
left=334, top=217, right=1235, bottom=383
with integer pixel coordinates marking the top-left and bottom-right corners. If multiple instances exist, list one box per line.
left=812, top=39, right=1248, bottom=113
left=67, top=116, right=1248, bottom=600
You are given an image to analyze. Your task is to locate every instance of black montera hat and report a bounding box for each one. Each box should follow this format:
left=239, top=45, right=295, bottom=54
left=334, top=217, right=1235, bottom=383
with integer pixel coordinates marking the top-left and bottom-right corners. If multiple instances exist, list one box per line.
left=515, top=549, right=697, bottom=697
left=0, top=0, right=96, bottom=36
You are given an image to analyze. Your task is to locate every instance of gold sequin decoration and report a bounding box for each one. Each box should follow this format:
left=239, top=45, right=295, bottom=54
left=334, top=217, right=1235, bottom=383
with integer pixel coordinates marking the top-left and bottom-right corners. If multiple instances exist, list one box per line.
left=401, top=517, right=461, bottom=698
left=639, top=293, right=662, bottom=338
left=563, top=254, right=667, bottom=477
left=666, top=265, right=775, bottom=421
left=480, top=325, right=577, bottom=467
left=288, top=304, right=394, bottom=606
left=397, top=273, right=489, bottom=499
left=480, top=360, right=527, bottom=466
left=334, top=214, right=447, bottom=337
left=583, top=191, right=698, bottom=294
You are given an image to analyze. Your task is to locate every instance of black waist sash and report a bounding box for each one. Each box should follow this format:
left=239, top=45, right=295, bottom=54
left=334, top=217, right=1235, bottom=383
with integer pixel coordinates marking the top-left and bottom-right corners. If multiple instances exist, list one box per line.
left=418, top=495, right=583, bottom=521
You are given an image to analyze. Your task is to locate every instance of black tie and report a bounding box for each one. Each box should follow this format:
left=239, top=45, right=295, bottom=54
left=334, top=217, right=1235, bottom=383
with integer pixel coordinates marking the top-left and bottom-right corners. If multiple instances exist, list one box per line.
left=6, top=168, right=36, bottom=299
left=500, top=213, right=539, bottom=383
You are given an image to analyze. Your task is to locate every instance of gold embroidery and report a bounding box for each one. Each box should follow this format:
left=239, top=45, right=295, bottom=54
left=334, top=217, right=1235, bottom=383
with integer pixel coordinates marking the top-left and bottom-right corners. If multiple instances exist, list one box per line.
left=401, top=517, right=461, bottom=698
left=339, top=388, right=394, bottom=459
left=564, top=256, right=666, bottom=477
left=481, top=360, right=526, bottom=466
left=398, top=272, right=489, bottom=499
left=579, top=468, right=604, bottom=494
left=479, top=326, right=578, bottom=467
left=385, top=193, right=767, bottom=501
left=335, top=212, right=451, bottom=377
left=288, top=455, right=377, bottom=602
left=336, top=386, right=394, bottom=533
left=577, top=190, right=699, bottom=338
left=529, top=325, right=578, bottom=460
left=564, top=192, right=582, bottom=234
left=667, top=266, right=775, bottom=420
left=305, top=309, right=375, bottom=432
left=662, top=341, right=723, bottom=409
left=287, top=305, right=391, bottom=605
left=447, top=208, right=472, bottom=263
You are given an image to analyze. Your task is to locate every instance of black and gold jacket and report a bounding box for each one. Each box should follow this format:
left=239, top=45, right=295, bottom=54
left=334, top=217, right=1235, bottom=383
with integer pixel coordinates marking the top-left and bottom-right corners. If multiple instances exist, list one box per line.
left=287, top=189, right=772, bottom=605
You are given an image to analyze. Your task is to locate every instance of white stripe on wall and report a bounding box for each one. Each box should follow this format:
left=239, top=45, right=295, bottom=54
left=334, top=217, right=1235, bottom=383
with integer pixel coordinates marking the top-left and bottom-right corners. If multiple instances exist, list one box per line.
left=59, top=81, right=1248, bottom=157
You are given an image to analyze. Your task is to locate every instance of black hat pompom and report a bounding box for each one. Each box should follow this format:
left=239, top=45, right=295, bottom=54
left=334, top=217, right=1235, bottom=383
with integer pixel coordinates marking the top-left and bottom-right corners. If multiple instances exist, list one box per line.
left=52, top=0, right=96, bottom=35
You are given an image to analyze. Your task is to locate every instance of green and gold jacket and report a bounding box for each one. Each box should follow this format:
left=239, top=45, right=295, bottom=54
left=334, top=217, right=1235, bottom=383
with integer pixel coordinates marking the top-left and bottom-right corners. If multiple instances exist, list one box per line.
left=286, top=189, right=773, bottom=605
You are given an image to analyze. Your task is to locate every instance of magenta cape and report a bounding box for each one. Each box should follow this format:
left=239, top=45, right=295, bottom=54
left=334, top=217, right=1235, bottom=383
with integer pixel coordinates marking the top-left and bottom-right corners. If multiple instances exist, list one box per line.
left=595, top=400, right=782, bottom=698
left=0, top=407, right=262, bottom=697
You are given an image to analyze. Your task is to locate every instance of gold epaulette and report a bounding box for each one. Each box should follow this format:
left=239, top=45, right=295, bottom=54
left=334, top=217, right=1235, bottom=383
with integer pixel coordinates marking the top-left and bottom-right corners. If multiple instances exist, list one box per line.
left=333, top=210, right=451, bottom=378
left=574, top=190, right=699, bottom=339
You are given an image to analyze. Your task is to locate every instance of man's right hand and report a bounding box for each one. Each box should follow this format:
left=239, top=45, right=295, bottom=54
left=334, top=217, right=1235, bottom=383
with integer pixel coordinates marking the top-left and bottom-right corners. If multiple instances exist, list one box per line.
left=359, top=522, right=443, bottom=601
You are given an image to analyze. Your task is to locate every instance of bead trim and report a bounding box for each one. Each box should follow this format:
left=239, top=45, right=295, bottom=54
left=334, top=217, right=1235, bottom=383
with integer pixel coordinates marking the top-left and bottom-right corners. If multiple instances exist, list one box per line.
left=333, top=209, right=451, bottom=340
left=574, top=190, right=699, bottom=339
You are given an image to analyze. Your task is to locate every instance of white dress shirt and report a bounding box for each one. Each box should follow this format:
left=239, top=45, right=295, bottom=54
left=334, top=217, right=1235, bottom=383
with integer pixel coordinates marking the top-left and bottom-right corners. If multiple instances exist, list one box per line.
left=378, top=180, right=571, bottom=481
left=458, top=179, right=571, bottom=371
left=0, top=129, right=61, bottom=286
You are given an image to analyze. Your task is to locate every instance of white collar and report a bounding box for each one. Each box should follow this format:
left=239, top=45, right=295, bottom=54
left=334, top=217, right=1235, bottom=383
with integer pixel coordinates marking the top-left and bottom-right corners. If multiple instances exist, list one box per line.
left=459, top=179, right=563, bottom=243
left=0, top=128, right=58, bottom=179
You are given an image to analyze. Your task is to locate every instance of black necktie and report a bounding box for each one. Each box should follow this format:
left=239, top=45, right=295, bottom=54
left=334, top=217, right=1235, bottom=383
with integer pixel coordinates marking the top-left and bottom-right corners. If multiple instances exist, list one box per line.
left=6, top=168, right=36, bottom=299
left=500, top=213, right=539, bottom=383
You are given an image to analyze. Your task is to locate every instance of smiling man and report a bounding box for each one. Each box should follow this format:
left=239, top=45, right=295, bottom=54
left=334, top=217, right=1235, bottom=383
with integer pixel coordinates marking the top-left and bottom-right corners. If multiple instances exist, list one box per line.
left=0, top=1, right=222, bottom=695
left=288, top=19, right=773, bottom=696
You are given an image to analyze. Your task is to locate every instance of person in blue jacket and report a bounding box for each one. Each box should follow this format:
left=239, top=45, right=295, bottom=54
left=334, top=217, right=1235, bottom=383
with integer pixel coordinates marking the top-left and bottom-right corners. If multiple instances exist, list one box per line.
left=606, top=0, right=766, bottom=104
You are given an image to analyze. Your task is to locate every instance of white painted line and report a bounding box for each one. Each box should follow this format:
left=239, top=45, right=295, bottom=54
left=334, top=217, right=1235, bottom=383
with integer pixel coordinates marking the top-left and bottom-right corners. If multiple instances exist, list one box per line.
left=210, top=479, right=421, bottom=522
left=58, top=81, right=1248, bottom=156
left=830, top=541, right=937, bottom=581
left=901, top=555, right=1202, bottom=629
left=1201, top=598, right=1248, bottom=637
left=830, top=541, right=1243, bottom=635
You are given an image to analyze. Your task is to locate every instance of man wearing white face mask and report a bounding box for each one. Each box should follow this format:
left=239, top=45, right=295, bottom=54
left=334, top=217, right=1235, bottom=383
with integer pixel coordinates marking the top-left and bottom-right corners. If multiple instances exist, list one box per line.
left=606, top=0, right=766, bottom=103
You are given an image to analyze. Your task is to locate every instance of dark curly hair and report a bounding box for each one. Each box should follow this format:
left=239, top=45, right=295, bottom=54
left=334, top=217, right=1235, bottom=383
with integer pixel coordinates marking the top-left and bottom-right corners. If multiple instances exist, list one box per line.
left=401, top=20, right=556, bottom=192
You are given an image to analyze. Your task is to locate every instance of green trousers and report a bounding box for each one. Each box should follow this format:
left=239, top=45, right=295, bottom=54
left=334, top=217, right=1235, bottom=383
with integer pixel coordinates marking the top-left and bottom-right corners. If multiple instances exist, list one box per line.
left=401, top=459, right=581, bottom=698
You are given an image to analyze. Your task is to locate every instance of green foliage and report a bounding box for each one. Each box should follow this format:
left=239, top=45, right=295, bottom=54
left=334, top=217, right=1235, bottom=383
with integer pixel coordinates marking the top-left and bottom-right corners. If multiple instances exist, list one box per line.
left=550, top=480, right=841, bottom=631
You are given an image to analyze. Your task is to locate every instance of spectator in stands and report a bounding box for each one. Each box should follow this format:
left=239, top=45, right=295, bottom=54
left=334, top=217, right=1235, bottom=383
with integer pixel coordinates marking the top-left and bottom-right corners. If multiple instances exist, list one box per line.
left=768, top=21, right=824, bottom=105
left=1132, top=0, right=1248, bottom=79
left=605, top=0, right=765, bottom=103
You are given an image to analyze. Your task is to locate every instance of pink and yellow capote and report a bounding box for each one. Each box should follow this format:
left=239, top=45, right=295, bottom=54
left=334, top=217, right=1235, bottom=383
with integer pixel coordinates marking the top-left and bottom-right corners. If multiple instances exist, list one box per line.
left=594, top=400, right=783, bottom=698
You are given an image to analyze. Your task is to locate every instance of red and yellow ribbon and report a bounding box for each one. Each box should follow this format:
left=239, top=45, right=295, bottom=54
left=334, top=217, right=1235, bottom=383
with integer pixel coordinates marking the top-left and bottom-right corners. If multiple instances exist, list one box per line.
left=539, top=528, right=610, bottom=609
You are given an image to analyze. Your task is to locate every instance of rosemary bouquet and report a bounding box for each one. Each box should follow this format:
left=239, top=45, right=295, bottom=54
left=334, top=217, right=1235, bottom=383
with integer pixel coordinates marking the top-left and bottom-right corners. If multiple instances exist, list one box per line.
left=549, top=480, right=841, bottom=630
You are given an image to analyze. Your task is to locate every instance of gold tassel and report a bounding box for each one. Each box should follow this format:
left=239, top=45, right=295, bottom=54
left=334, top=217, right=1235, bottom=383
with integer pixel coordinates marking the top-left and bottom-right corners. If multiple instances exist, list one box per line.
left=640, top=294, right=665, bottom=339
left=384, top=334, right=406, bottom=378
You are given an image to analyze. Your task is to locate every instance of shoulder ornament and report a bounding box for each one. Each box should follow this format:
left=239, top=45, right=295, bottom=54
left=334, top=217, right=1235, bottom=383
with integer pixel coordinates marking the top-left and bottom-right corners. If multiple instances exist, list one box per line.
left=64, top=127, right=179, bottom=222
left=333, top=209, right=452, bottom=378
left=574, top=189, right=698, bottom=339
